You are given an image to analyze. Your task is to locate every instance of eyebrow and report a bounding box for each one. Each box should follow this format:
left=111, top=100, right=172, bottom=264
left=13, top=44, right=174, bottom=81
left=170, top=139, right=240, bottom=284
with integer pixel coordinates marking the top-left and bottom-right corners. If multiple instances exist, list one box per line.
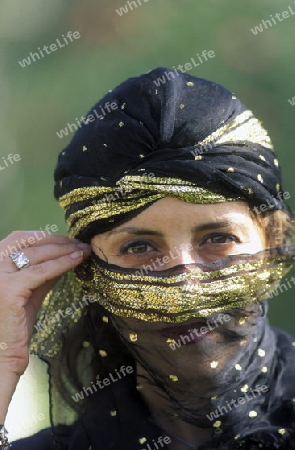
left=192, top=221, right=247, bottom=233
left=106, top=227, right=164, bottom=237
left=106, top=221, right=248, bottom=237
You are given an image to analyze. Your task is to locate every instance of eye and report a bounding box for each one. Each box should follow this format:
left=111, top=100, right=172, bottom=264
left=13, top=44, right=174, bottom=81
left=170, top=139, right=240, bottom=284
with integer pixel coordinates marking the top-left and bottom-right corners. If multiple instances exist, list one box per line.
left=201, top=233, right=239, bottom=245
left=120, top=240, right=156, bottom=255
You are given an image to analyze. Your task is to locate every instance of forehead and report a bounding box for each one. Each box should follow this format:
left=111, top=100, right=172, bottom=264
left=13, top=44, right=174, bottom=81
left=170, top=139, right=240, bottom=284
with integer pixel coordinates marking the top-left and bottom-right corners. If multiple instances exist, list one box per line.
left=104, top=198, right=253, bottom=234
left=121, top=197, right=249, bottom=219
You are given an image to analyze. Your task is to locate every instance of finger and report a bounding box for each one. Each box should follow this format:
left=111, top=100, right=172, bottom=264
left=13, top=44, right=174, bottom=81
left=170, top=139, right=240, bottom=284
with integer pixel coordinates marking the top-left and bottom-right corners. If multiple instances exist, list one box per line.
left=22, top=232, right=79, bottom=247
left=0, top=231, right=80, bottom=253
left=1, top=230, right=79, bottom=247
left=16, top=250, right=89, bottom=291
left=26, top=275, right=63, bottom=317
left=3, top=242, right=91, bottom=272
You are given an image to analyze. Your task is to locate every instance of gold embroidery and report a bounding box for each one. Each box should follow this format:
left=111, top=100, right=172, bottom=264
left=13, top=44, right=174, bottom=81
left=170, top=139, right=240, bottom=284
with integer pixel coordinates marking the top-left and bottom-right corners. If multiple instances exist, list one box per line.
left=59, top=176, right=239, bottom=238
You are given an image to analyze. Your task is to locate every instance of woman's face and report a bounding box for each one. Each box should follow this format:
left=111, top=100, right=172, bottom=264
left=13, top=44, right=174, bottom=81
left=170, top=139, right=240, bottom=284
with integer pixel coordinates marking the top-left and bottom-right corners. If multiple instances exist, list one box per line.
left=91, top=198, right=266, bottom=268
left=90, top=199, right=267, bottom=380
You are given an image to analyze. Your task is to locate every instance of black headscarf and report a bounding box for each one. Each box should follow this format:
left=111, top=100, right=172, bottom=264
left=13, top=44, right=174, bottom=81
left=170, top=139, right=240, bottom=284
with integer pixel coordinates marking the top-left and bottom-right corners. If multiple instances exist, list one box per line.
left=53, top=67, right=289, bottom=240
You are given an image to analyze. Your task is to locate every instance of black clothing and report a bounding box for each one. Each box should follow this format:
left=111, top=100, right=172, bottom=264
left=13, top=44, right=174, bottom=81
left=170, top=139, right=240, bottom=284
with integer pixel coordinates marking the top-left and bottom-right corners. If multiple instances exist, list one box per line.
left=14, top=326, right=295, bottom=449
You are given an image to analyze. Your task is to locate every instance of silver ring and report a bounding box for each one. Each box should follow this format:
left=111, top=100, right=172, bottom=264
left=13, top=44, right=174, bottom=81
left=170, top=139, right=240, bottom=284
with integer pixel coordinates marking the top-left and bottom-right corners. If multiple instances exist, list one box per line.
left=9, top=251, right=30, bottom=270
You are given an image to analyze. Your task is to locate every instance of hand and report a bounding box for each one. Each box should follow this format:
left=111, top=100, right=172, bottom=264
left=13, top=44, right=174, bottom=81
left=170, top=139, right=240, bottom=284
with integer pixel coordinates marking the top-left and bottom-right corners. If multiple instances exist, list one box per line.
left=0, top=231, right=91, bottom=377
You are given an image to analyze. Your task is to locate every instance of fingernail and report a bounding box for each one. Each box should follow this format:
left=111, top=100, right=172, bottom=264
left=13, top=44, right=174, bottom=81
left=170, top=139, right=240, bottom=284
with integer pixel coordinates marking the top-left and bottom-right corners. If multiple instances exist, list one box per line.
left=70, top=250, right=84, bottom=259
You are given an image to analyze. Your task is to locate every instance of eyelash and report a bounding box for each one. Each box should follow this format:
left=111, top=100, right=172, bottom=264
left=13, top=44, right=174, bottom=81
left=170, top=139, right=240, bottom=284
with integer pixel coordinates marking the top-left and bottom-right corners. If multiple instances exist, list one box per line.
left=202, top=233, right=239, bottom=245
left=120, top=234, right=239, bottom=255
left=120, top=240, right=157, bottom=255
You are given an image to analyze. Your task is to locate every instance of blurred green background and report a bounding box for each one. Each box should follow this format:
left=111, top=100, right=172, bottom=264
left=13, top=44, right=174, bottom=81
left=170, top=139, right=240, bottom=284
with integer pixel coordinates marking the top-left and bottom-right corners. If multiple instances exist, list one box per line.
left=1, top=0, right=295, bottom=440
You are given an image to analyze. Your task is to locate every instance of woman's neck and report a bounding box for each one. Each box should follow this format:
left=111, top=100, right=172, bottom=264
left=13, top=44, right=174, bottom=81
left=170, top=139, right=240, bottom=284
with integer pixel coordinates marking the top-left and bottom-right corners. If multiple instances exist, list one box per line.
left=134, top=312, right=274, bottom=449
left=136, top=363, right=214, bottom=449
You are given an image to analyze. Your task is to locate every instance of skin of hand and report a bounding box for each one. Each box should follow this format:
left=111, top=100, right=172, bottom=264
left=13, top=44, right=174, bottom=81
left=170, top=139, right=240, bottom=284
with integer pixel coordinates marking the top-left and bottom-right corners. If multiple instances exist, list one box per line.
left=0, top=231, right=91, bottom=422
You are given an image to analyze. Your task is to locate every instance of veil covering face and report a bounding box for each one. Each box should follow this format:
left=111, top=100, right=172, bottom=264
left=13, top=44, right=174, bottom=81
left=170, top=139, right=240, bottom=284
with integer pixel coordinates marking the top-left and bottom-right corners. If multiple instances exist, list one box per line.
left=30, top=69, right=295, bottom=449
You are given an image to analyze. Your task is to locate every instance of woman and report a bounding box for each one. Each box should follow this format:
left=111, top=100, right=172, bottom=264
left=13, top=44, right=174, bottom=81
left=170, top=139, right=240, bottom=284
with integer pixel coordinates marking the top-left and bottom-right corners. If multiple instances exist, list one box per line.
left=1, top=68, right=295, bottom=449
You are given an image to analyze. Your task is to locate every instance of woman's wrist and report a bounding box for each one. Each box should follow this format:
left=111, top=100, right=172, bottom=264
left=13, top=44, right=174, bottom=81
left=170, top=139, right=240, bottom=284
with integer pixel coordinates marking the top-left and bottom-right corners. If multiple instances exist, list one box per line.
left=0, top=369, right=20, bottom=423
left=0, top=425, right=11, bottom=449
left=0, top=370, right=21, bottom=448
